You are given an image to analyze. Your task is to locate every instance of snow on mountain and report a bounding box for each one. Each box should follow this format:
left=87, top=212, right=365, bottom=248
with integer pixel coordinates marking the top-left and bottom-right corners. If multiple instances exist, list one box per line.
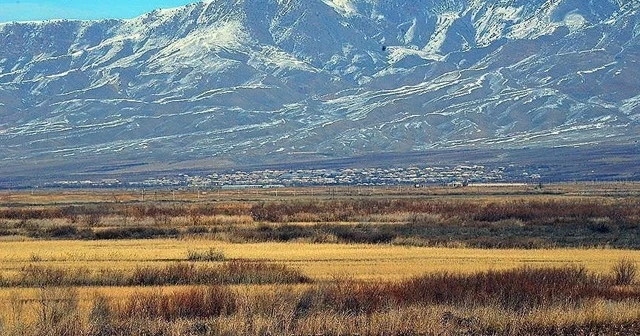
left=0, top=0, right=638, bottom=178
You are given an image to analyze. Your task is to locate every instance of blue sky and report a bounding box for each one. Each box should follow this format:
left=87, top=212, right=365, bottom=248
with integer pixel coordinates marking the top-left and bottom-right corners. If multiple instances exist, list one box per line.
left=0, top=0, right=200, bottom=23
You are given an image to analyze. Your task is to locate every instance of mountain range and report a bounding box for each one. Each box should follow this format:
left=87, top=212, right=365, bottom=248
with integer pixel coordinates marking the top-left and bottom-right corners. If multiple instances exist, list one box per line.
left=0, top=0, right=638, bottom=185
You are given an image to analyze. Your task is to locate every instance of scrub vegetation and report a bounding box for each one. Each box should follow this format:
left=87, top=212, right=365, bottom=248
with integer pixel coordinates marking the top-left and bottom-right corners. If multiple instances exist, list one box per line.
left=1, top=189, right=639, bottom=248
left=0, top=183, right=639, bottom=335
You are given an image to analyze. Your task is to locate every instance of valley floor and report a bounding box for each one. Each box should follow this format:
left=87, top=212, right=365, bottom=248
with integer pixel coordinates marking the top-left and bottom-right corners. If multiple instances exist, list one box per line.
left=0, top=183, right=639, bottom=335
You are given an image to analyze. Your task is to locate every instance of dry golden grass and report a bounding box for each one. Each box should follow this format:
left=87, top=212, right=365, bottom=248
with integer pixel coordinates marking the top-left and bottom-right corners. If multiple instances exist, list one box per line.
left=1, top=239, right=638, bottom=281
left=2, top=284, right=639, bottom=336
left=0, top=238, right=638, bottom=335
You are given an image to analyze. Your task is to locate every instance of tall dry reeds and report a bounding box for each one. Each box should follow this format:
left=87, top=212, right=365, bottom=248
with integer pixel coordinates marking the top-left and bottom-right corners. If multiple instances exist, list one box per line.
left=115, top=286, right=237, bottom=320
left=3, top=261, right=310, bottom=288
left=3, top=264, right=640, bottom=335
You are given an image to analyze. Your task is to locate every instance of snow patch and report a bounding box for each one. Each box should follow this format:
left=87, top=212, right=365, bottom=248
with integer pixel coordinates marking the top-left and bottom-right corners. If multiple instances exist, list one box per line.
left=146, top=19, right=250, bottom=72
left=577, top=62, right=616, bottom=75
left=250, top=46, right=317, bottom=73
left=564, top=13, right=587, bottom=32
left=507, top=1, right=563, bottom=40
left=387, top=46, right=443, bottom=65
left=404, top=18, right=417, bottom=44
left=423, top=12, right=458, bottom=55
left=621, top=94, right=640, bottom=118
left=475, top=5, right=521, bottom=46
left=322, top=0, right=357, bottom=17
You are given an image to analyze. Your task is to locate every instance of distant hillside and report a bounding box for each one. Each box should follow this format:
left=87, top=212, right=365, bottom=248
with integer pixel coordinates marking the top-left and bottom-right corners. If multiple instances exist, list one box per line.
left=0, top=0, right=638, bottom=184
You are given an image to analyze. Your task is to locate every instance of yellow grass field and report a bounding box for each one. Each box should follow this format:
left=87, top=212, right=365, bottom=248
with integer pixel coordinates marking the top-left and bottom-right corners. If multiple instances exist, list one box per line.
left=1, top=239, right=639, bottom=331
left=1, top=239, right=638, bottom=281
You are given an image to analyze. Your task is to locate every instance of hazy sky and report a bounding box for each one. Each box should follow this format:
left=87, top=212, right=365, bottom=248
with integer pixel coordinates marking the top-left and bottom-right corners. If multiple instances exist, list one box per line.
left=0, top=0, right=199, bottom=23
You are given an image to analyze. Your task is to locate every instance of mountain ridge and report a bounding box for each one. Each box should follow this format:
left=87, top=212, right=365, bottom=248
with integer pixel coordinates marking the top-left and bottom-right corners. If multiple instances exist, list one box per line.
left=0, top=0, right=638, bottom=183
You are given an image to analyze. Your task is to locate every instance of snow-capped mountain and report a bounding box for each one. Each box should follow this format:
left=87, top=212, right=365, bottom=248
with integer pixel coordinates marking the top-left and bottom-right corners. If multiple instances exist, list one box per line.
left=0, top=0, right=638, bottom=179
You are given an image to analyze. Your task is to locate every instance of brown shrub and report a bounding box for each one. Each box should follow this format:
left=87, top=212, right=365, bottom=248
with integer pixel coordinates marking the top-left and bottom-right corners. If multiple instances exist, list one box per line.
left=36, top=287, right=83, bottom=336
left=115, top=286, right=236, bottom=320
left=389, top=266, right=638, bottom=310
left=612, top=258, right=638, bottom=286
left=6, top=261, right=310, bottom=287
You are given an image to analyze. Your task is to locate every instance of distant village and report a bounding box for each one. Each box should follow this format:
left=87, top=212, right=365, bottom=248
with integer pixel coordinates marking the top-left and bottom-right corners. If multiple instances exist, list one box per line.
left=46, top=164, right=542, bottom=189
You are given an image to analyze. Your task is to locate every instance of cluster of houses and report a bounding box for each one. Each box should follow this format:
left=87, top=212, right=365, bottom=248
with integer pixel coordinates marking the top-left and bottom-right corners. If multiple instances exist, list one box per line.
left=137, top=165, right=517, bottom=188
left=44, top=164, right=543, bottom=189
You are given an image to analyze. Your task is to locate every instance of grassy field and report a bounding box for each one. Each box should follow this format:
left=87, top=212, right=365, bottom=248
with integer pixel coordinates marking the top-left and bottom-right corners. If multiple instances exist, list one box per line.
left=0, top=183, right=639, bottom=335
left=1, top=240, right=639, bottom=280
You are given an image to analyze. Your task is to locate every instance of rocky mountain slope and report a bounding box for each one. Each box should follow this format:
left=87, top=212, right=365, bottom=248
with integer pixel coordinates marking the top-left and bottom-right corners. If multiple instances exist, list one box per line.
left=0, top=0, right=638, bottom=181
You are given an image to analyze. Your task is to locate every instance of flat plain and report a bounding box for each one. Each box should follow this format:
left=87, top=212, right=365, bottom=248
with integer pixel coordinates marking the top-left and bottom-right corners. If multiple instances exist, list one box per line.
left=1, top=240, right=639, bottom=280
left=0, top=183, right=639, bottom=335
